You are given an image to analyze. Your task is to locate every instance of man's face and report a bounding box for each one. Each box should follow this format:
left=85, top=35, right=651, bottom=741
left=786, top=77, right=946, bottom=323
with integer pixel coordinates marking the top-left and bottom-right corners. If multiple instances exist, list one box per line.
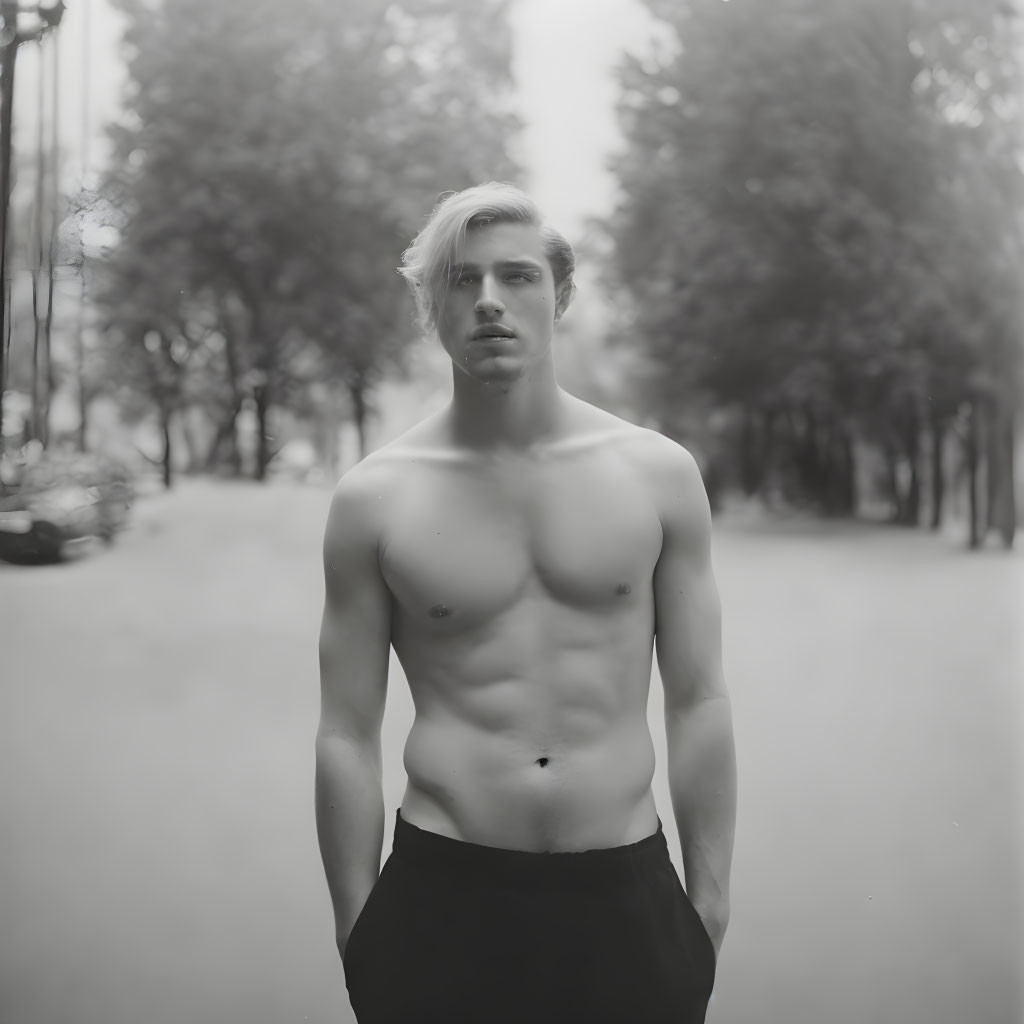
left=436, top=221, right=568, bottom=386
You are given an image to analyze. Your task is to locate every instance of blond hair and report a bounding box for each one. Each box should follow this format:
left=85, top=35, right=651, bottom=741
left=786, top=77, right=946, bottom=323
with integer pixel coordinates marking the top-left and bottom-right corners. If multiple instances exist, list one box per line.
left=399, top=181, right=576, bottom=332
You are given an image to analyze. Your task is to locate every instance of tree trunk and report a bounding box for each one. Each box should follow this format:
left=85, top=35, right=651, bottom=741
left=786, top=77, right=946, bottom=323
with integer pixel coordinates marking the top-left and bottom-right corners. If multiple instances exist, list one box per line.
left=883, top=441, right=903, bottom=523
left=820, top=419, right=837, bottom=515
left=739, top=407, right=758, bottom=496
left=966, top=400, right=981, bottom=549
left=254, top=382, right=270, bottom=481
left=181, top=410, right=207, bottom=473
left=988, top=401, right=1016, bottom=549
left=74, top=273, right=89, bottom=452
left=800, top=404, right=825, bottom=509
left=161, top=407, right=173, bottom=490
left=838, top=423, right=856, bottom=516
left=29, top=43, right=45, bottom=446
left=1001, top=414, right=1016, bottom=550
left=350, top=381, right=368, bottom=461
left=929, top=415, right=945, bottom=530
left=0, top=278, right=9, bottom=467
left=215, top=322, right=244, bottom=475
left=30, top=256, right=42, bottom=444
left=758, top=410, right=776, bottom=505
left=204, top=398, right=243, bottom=474
left=821, top=418, right=851, bottom=517
left=903, top=421, right=921, bottom=527
left=984, top=397, right=998, bottom=540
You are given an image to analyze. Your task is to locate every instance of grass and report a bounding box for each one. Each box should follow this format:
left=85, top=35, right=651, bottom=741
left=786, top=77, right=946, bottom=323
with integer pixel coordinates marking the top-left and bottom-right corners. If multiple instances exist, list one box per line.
left=0, top=477, right=1020, bottom=1024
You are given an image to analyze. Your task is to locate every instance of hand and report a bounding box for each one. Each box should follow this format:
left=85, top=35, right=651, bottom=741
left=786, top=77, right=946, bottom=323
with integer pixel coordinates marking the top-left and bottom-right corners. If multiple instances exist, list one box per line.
left=693, top=901, right=729, bottom=962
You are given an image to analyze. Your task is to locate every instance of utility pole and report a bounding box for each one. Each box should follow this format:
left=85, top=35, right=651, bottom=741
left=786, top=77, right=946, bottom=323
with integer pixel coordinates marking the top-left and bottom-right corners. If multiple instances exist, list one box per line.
left=0, top=0, right=65, bottom=466
left=0, top=1, right=23, bottom=463
left=31, top=15, right=45, bottom=444
left=41, top=0, right=57, bottom=448
left=72, top=0, right=85, bottom=451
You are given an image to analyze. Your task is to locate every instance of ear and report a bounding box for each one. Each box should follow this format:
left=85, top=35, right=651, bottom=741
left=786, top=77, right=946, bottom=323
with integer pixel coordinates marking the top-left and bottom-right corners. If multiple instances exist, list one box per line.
left=554, top=278, right=576, bottom=322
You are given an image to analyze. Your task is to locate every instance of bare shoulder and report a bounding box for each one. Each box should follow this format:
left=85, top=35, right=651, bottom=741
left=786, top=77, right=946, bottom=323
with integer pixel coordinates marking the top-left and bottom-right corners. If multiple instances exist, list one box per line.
left=322, top=450, right=401, bottom=560
left=627, top=428, right=706, bottom=495
left=606, top=420, right=711, bottom=540
left=324, top=411, right=449, bottom=547
left=555, top=397, right=650, bottom=454
left=566, top=397, right=696, bottom=476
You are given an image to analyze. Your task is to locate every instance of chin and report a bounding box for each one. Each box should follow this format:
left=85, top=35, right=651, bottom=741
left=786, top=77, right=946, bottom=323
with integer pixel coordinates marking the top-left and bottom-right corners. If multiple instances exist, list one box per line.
left=462, top=358, right=525, bottom=386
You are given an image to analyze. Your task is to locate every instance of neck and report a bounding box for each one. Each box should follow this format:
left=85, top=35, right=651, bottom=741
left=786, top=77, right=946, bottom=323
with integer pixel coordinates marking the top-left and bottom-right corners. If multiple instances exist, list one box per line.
left=448, top=361, right=565, bottom=451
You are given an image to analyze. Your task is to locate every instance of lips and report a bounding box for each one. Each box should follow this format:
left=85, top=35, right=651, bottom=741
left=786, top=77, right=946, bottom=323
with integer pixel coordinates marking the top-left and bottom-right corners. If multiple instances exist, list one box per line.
left=471, top=324, right=515, bottom=340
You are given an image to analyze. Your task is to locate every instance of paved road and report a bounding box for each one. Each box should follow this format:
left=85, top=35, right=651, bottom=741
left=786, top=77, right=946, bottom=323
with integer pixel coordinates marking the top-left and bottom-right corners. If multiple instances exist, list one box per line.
left=1, top=480, right=1020, bottom=1024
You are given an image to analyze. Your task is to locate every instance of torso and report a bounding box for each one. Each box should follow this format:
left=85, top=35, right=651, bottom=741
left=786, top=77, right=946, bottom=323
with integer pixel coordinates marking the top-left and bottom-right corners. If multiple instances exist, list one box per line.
left=365, top=398, right=673, bottom=852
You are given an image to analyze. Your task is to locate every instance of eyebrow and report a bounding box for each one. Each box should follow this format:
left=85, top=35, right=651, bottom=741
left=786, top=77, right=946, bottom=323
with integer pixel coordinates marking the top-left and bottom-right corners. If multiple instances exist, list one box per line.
left=448, top=259, right=545, bottom=276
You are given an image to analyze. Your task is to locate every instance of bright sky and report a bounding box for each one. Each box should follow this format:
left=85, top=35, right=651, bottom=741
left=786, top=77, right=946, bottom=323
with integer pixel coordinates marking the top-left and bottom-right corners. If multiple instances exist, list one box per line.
left=510, top=0, right=657, bottom=238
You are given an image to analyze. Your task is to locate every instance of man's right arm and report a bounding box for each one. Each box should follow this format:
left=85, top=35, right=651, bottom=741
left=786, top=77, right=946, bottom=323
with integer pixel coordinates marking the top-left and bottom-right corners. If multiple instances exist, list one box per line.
left=315, top=471, right=392, bottom=961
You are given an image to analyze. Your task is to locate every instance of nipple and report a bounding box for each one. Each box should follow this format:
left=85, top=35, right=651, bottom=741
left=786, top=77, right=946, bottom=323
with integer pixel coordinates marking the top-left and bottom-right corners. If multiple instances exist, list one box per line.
left=616, top=583, right=632, bottom=596
left=429, top=604, right=451, bottom=619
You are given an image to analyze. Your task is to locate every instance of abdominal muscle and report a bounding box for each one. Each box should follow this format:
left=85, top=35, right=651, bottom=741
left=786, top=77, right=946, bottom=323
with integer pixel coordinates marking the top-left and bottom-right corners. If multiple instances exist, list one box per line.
left=398, top=668, right=660, bottom=853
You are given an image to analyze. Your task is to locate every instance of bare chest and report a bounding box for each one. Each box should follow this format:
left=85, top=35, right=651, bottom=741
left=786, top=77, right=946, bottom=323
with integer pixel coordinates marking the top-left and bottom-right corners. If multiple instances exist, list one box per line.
left=380, top=455, right=663, bottom=627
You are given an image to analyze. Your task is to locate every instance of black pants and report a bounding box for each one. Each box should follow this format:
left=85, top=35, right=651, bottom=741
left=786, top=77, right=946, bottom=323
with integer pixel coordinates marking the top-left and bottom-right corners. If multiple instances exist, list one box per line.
left=343, top=813, right=716, bottom=1024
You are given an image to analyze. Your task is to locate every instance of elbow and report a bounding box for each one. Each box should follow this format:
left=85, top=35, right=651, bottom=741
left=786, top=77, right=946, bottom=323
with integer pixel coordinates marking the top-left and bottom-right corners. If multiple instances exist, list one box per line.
left=315, top=730, right=383, bottom=783
left=665, top=684, right=731, bottom=726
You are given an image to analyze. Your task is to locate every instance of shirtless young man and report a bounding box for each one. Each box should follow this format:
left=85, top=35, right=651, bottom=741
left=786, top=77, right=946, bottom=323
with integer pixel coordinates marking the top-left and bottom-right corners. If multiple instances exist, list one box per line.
left=316, top=182, right=737, bottom=1024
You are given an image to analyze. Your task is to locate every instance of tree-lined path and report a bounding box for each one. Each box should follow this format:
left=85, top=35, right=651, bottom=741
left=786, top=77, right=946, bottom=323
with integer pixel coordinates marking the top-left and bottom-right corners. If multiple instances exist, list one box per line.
left=1, top=479, right=1020, bottom=1024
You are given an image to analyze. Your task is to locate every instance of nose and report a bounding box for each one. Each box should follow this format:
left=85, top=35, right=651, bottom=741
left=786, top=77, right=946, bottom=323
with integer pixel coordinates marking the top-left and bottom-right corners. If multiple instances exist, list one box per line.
left=474, top=274, right=505, bottom=318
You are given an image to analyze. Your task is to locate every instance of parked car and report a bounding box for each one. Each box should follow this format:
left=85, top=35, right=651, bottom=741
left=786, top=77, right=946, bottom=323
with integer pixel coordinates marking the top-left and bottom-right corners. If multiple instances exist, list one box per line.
left=0, top=448, right=134, bottom=565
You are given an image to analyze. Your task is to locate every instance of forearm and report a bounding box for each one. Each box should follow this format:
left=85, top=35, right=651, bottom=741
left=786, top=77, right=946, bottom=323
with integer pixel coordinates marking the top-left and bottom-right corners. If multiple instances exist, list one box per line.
left=314, top=734, right=386, bottom=956
left=666, top=693, right=737, bottom=944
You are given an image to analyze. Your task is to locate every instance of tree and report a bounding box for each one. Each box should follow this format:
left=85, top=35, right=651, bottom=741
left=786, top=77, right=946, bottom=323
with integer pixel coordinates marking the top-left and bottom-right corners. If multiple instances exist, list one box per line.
left=89, top=214, right=222, bottom=488
left=94, top=0, right=521, bottom=477
left=605, top=0, right=1022, bottom=538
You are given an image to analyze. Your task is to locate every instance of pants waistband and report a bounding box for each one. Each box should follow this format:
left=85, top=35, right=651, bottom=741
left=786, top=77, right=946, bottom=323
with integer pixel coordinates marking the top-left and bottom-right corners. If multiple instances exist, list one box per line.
left=392, top=810, right=668, bottom=885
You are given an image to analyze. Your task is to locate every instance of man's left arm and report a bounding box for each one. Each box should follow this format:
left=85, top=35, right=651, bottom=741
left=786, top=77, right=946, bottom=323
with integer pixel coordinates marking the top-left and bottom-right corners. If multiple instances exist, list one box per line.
left=652, top=442, right=737, bottom=960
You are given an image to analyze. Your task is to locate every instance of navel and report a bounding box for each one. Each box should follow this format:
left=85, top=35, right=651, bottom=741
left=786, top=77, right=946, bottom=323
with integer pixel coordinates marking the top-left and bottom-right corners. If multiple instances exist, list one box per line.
left=429, top=603, right=452, bottom=619
left=536, top=757, right=550, bottom=768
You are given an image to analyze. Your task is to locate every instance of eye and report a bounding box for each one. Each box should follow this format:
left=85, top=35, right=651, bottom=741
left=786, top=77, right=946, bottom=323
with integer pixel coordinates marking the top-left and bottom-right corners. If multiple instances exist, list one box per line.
left=454, top=272, right=478, bottom=287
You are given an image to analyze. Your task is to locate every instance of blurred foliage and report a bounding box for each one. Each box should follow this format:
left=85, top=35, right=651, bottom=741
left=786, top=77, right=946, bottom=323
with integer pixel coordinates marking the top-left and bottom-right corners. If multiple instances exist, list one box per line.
left=606, top=0, right=1022, bottom=542
left=89, top=0, right=521, bottom=483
